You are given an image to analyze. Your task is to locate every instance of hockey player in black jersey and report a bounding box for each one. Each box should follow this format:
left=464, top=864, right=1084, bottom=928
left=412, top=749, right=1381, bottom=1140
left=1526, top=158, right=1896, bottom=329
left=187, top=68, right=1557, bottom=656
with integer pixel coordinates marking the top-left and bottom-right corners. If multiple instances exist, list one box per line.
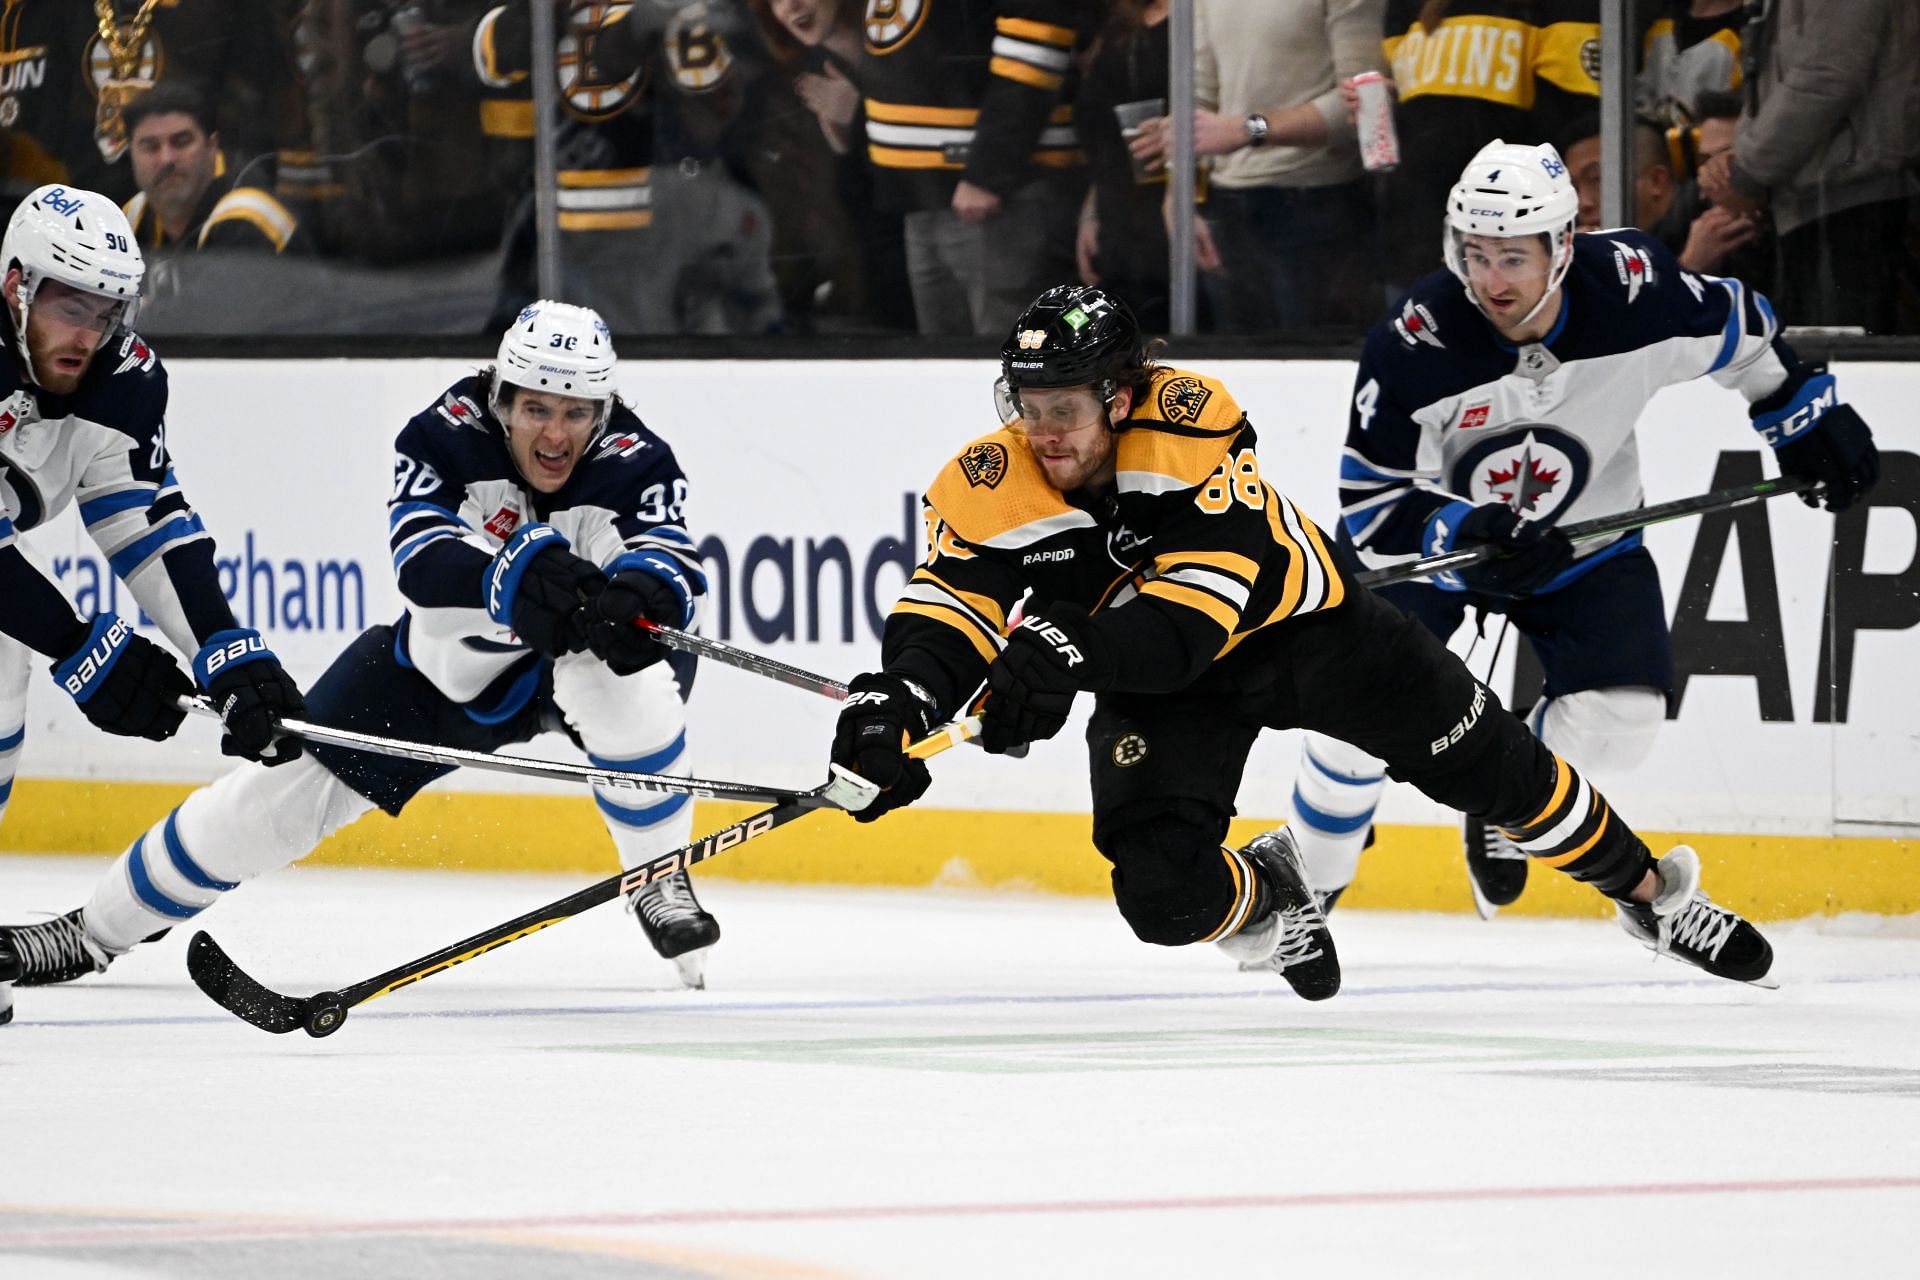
left=1287, top=139, right=1877, bottom=926
left=830, top=283, right=1778, bottom=996
left=0, top=301, right=721, bottom=1023
left=0, top=184, right=307, bottom=1023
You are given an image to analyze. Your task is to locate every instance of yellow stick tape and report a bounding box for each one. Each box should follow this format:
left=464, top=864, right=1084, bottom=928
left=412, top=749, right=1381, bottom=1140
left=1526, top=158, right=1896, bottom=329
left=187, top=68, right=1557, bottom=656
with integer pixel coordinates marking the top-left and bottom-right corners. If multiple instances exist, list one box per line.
left=2, top=779, right=1912, bottom=920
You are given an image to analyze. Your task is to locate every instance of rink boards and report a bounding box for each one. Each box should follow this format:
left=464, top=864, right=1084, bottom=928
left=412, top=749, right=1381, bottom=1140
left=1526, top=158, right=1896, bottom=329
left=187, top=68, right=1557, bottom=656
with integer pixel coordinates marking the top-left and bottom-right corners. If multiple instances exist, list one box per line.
left=4, top=356, right=1915, bottom=918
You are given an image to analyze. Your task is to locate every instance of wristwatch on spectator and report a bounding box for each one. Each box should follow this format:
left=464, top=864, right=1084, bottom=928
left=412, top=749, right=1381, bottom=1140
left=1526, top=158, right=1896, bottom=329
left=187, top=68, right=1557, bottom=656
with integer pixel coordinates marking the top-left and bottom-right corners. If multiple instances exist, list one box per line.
left=1244, top=113, right=1270, bottom=147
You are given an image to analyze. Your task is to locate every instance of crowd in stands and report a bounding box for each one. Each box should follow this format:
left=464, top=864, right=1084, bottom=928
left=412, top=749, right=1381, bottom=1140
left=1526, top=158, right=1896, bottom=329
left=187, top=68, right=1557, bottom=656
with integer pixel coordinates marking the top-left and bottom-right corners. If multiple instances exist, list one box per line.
left=2, top=1, right=1915, bottom=338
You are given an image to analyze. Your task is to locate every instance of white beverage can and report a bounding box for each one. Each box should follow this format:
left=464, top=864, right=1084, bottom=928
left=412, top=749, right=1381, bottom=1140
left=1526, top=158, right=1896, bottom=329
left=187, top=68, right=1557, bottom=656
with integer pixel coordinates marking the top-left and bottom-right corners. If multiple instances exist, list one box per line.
left=1352, top=70, right=1400, bottom=172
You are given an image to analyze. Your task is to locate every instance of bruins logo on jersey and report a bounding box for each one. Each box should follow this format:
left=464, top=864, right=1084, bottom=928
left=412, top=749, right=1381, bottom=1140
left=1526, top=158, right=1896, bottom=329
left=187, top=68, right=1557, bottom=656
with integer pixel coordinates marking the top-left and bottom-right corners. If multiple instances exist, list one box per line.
left=1158, top=377, right=1213, bottom=427
left=866, top=0, right=928, bottom=54
left=667, top=3, right=733, bottom=93
left=559, top=4, right=646, bottom=122
left=959, top=442, right=1008, bottom=489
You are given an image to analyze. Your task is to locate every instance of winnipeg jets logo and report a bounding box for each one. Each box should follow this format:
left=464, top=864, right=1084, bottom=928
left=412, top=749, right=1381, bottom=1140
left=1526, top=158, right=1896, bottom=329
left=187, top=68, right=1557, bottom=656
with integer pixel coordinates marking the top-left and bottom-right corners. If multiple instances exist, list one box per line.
left=0, top=389, right=37, bottom=438
left=1453, top=425, right=1589, bottom=523
left=1611, top=239, right=1656, bottom=303
left=1393, top=298, right=1444, bottom=348
left=112, top=334, right=155, bottom=375
left=1484, top=434, right=1562, bottom=512
left=435, top=392, right=487, bottom=429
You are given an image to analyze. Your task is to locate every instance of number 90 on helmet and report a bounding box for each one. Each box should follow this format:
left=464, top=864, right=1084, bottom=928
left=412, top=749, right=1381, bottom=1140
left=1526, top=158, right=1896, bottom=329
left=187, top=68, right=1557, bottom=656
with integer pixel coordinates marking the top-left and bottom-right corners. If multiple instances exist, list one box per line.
left=996, top=284, right=1144, bottom=423
left=2, top=184, right=146, bottom=370
left=489, top=299, right=618, bottom=427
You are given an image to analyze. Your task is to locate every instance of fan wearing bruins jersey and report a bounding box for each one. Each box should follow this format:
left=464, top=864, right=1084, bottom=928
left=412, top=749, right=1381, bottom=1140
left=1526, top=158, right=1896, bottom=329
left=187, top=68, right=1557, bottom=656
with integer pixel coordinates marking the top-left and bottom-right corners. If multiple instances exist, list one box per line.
left=1378, top=0, right=1603, bottom=292
left=472, top=0, right=782, bottom=334
left=855, top=0, right=1087, bottom=335
left=830, top=284, right=1781, bottom=997
left=0, top=301, right=726, bottom=1024
left=1289, top=141, right=1874, bottom=936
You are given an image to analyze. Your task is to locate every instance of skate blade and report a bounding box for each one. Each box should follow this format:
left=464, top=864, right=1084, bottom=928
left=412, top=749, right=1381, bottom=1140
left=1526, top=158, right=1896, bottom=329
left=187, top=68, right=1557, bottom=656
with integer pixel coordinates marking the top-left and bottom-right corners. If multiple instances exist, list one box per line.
left=671, top=946, right=712, bottom=990
left=1468, top=877, right=1501, bottom=922
left=1744, top=972, right=1781, bottom=990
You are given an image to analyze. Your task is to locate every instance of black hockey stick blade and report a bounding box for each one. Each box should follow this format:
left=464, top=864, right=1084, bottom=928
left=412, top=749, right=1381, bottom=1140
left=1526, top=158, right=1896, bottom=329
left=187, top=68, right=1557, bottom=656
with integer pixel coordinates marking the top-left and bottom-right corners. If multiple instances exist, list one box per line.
left=187, top=931, right=349, bottom=1038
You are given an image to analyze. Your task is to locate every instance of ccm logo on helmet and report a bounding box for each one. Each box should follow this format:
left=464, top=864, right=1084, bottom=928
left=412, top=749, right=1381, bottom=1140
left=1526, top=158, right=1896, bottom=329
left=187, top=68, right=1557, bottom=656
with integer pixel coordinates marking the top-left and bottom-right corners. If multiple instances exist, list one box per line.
left=1016, top=614, right=1083, bottom=666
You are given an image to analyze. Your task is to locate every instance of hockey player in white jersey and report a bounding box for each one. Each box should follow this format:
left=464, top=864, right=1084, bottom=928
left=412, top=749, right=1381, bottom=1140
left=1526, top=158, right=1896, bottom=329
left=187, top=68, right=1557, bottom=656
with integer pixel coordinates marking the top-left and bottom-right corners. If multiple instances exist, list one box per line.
left=0, top=300, right=720, bottom=1021
left=1288, top=139, right=1877, bottom=932
left=0, top=185, right=308, bottom=1021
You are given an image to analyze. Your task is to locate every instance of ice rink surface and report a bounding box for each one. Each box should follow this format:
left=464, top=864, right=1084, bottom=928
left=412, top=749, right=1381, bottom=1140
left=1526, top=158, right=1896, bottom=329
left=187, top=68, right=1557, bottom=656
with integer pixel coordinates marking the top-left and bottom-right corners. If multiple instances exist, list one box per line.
left=3, top=852, right=1918, bottom=1280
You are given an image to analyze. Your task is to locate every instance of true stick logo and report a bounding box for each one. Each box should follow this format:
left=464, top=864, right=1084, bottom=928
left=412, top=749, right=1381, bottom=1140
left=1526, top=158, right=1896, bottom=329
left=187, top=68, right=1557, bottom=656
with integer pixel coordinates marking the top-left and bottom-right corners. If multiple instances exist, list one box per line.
left=1016, top=614, right=1083, bottom=666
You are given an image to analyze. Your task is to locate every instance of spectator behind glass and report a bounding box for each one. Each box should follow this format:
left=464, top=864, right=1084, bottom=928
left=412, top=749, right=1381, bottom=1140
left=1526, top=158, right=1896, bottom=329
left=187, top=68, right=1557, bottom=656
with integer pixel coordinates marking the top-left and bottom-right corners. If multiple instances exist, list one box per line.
left=1376, top=0, right=1602, bottom=296
left=1699, top=0, right=1920, bottom=332
left=747, top=0, right=913, bottom=331
left=1559, top=103, right=1768, bottom=286
left=121, top=81, right=311, bottom=256
left=1635, top=0, right=1744, bottom=127
left=1073, top=0, right=1176, bottom=333
left=1131, top=0, right=1384, bottom=336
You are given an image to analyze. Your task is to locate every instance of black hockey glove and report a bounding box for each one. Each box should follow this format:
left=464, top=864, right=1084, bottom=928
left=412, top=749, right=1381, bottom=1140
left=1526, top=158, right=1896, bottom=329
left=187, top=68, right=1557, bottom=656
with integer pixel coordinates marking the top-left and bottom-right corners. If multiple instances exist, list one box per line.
left=1447, top=504, right=1574, bottom=600
left=583, top=551, right=698, bottom=676
left=980, top=602, right=1116, bottom=755
left=193, top=629, right=306, bottom=765
left=485, top=524, right=606, bottom=659
left=830, top=672, right=939, bottom=823
left=1771, top=402, right=1878, bottom=514
left=51, top=613, right=193, bottom=742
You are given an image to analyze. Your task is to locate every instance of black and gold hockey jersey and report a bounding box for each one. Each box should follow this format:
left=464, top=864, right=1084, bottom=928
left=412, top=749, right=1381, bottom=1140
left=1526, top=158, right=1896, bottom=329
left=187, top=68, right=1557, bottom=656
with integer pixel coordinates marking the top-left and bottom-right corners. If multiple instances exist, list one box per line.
left=855, top=0, right=1085, bottom=210
left=1377, top=0, right=1600, bottom=288
left=883, top=367, right=1350, bottom=716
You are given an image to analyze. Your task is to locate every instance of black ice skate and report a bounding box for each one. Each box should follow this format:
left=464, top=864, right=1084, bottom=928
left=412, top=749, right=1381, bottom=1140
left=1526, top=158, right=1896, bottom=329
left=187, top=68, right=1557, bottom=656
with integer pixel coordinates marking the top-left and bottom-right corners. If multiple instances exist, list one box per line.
left=1463, top=815, right=1528, bottom=919
left=627, top=871, right=720, bottom=990
left=0, top=909, right=113, bottom=1026
left=1616, top=846, right=1777, bottom=988
left=1216, top=829, right=1341, bottom=1001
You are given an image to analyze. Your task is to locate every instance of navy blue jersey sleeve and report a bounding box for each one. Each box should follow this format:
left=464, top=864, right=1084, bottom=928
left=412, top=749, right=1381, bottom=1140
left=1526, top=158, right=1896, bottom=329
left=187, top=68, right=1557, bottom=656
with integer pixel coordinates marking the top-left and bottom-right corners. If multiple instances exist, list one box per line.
left=570, top=407, right=706, bottom=594
left=388, top=388, right=492, bottom=610
left=1337, top=323, right=1454, bottom=559
left=0, top=514, right=88, bottom=655
left=74, top=342, right=242, bottom=652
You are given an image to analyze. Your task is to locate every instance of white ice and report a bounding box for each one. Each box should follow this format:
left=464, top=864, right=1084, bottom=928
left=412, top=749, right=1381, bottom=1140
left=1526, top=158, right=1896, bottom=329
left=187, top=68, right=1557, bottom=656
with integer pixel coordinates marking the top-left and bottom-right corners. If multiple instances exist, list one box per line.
left=4, top=852, right=1919, bottom=1280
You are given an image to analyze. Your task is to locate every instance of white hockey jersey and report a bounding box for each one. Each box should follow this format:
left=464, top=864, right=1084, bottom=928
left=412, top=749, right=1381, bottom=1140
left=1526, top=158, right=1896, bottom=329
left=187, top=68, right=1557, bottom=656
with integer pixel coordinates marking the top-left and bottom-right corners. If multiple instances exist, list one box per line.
left=1338, top=229, right=1820, bottom=591
left=385, top=374, right=704, bottom=712
left=0, top=329, right=240, bottom=659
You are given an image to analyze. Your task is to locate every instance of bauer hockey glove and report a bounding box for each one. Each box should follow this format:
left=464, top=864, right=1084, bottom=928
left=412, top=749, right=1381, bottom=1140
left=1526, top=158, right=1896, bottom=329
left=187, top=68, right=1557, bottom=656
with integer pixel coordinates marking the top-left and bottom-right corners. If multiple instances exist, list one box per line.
left=831, top=672, right=938, bottom=823
left=1429, top=502, right=1574, bottom=599
left=51, top=613, right=194, bottom=742
left=1753, top=373, right=1879, bottom=513
left=980, top=602, right=1117, bottom=755
left=583, top=551, right=700, bottom=676
left=193, top=629, right=307, bottom=765
left=486, top=524, right=607, bottom=659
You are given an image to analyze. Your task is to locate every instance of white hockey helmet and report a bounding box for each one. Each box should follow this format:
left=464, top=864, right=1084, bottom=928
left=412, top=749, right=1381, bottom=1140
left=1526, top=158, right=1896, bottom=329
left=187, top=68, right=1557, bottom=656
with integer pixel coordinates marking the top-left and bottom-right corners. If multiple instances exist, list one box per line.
left=3, top=184, right=146, bottom=379
left=1444, top=140, right=1578, bottom=326
left=489, top=299, right=617, bottom=427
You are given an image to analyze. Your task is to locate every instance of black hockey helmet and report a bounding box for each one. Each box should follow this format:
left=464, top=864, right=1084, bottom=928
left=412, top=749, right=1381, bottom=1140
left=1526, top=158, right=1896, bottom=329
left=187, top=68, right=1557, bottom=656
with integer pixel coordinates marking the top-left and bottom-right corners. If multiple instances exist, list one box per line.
left=997, top=285, right=1144, bottom=418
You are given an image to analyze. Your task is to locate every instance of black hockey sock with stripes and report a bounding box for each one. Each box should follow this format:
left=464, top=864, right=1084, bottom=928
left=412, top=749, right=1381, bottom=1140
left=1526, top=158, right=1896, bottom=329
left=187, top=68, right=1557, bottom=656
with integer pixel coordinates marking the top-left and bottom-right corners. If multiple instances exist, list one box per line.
left=1497, top=754, right=1657, bottom=900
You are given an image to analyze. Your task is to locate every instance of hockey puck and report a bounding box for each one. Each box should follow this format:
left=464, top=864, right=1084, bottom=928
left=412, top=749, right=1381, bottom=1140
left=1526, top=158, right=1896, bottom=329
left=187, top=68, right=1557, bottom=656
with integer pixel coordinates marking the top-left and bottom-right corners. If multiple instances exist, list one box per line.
left=304, top=995, right=348, bottom=1038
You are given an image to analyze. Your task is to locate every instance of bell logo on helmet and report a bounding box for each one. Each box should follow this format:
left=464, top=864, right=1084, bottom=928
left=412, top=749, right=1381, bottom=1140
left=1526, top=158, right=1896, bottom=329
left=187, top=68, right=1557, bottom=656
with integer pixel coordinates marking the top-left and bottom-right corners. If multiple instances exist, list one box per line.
left=1540, top=154, right=1567, bottom=179
left=1017, top=329, right=1047, bottom=349
left=41, top=187, right=85, bottom=217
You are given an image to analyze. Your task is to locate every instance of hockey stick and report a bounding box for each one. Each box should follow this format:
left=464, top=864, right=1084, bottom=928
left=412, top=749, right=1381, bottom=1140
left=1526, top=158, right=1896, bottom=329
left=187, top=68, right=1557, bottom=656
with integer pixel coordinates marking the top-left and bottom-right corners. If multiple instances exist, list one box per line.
left=635, top=620, right=849, bottom=700
left=634, top=620, right=1029, bottom=757
left=178, top=697, right=873, bottom=811
left=1354, top=475, right=1818, bottom=590
left=184, top=717, right=981, bottom=1038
